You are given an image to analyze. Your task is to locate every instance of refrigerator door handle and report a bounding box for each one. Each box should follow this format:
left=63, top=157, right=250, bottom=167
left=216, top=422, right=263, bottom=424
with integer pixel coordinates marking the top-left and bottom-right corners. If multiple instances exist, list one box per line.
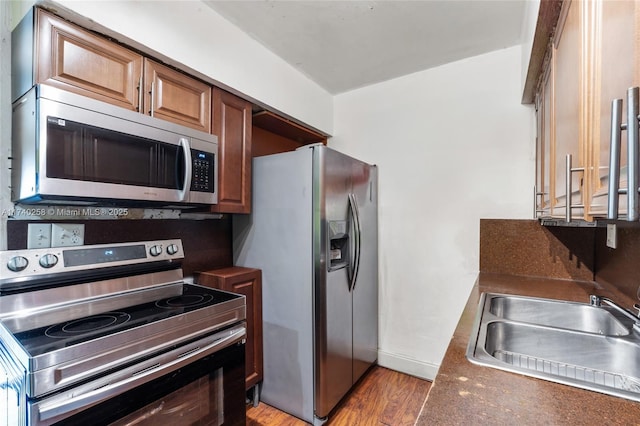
left=348, top=193, right=362, bottom=292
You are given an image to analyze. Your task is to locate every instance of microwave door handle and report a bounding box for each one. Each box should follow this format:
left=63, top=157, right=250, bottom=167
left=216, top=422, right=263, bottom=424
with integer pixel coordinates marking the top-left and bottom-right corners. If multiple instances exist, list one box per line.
left=179, top=138, right=192, bottom=202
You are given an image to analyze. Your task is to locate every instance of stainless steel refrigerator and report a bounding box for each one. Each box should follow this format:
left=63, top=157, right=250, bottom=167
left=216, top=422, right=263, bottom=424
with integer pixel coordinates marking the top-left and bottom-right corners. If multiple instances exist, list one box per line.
left=233, top=144, right=378, bottom=425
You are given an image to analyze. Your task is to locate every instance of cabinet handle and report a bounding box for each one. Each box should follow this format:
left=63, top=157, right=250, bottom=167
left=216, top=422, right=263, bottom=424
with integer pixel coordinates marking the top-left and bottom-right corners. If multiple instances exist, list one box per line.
left=565, top=154, right=585, bottom=222
left=627, top=87, right=639, bottom=221
left=149, top=81, right=155, bottom=117
left=137, top=75, right=143, bottom=112
left=607, top=98, right=623, bottom=219
left=605, top=88, right=640, bottom=222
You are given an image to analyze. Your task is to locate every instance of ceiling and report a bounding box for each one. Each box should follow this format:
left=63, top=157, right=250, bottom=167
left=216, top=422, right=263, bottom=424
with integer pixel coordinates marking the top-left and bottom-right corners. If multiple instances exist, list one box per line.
left=204, top=0, right=529, bottom=95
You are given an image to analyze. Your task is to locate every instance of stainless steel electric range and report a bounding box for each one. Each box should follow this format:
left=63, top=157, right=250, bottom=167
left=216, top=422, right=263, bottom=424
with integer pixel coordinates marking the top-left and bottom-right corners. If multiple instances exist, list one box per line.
left=0, top=239, right=246, bottom=426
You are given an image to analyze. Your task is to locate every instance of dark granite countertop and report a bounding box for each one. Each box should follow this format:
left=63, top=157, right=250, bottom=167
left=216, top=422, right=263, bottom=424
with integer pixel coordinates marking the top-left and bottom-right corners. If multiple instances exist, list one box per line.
left=416, top=272, right=640, bottom=425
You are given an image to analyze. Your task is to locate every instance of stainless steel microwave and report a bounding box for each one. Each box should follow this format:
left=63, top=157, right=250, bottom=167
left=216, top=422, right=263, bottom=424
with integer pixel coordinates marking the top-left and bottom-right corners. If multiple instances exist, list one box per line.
left=11, top=85, right=218, bottom=207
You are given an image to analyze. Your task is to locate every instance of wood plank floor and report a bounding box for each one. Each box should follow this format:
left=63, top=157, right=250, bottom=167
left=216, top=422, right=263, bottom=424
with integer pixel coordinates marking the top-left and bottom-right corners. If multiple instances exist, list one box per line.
left=246, top=366, right=432, bottom=426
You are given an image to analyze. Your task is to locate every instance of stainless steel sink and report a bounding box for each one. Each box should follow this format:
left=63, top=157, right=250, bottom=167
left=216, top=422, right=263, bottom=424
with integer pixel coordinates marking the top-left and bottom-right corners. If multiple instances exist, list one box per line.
left=489, top=294, right=631, bottom=336
left=467, top=293, right=640, bottom=402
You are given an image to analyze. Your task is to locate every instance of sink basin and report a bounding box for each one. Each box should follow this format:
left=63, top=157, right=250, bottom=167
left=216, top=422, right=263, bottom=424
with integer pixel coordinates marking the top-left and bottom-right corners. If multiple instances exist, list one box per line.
left=489, top=294, right=631, bottom=336
left=467, top=293, right=640, bottom=402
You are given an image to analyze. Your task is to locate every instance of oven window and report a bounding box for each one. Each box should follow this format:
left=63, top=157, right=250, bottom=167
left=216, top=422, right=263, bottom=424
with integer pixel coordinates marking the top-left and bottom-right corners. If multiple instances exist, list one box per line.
left=45, top=117, right=185, bottom=190
left=113, top=374, right=219, bottom=425
left=53, top=342, right=245, bottom=426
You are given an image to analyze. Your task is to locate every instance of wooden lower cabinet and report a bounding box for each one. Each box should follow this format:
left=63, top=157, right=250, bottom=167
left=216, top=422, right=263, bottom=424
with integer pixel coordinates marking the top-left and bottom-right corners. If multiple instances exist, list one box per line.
left=196, top=267, right=263, bottom=396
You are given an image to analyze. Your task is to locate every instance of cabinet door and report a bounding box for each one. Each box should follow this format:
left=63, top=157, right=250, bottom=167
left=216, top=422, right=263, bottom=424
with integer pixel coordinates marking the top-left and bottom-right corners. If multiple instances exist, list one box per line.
left=222, top=271, right=262, bottom=390
left=536, top=64, right=554, bottom=217
left=36, top=9, right=142, bottom=110
left=552, top=0, right=584, bottom=219
left=587, top=0, right=639, bottom=219
left=210, top=88, right=252, bottom=214
left=143, top=59, right=211, bottom=132
left=197, top=267, right=263, bottom=390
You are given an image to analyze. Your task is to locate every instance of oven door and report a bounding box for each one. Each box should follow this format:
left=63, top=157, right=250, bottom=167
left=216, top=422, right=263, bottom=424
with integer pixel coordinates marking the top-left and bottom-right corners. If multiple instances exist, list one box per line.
left=29, top=324, right=245, bottom=426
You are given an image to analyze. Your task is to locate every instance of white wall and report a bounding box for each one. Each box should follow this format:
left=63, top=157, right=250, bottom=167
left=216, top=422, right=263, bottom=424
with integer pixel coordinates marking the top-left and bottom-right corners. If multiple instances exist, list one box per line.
left=331, top=45, right=535, bottom=378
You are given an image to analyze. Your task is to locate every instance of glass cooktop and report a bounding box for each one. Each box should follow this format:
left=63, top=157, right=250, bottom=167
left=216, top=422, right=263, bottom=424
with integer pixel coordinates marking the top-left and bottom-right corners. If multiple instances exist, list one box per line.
left=13, top=284, right=240, bottom=357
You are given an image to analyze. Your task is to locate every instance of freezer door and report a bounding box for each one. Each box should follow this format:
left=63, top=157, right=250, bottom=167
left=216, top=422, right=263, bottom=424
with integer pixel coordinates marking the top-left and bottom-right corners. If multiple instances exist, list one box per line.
left=314, top=147, right=354, bottom=419
left=352, top=164, right=378, bottom=383
left=233, top=148, right=316, bottom=422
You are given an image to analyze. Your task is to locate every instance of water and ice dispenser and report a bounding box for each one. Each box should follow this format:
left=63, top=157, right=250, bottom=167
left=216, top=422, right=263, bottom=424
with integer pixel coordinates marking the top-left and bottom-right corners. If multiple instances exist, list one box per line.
left=328, top=220, right=349, bottom=271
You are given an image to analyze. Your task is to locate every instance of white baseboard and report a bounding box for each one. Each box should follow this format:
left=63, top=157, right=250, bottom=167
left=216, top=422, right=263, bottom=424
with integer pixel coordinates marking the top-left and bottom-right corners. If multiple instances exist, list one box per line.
left=377, top=350, right=439, bottom=381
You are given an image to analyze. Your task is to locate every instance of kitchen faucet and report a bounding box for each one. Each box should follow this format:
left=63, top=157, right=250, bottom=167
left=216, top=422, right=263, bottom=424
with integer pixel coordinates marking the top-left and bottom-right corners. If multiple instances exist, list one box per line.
left=590, top=295, right=640, bottom=331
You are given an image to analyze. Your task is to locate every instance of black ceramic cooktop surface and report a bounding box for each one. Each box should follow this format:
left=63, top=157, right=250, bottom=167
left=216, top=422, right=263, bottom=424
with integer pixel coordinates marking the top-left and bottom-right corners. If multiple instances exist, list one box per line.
left=13, top=284, right=239, bottom=356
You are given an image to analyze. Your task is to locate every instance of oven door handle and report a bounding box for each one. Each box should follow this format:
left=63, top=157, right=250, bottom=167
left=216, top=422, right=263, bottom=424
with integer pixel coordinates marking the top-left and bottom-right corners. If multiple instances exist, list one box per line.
left=36, top=324, right=245, bottom=423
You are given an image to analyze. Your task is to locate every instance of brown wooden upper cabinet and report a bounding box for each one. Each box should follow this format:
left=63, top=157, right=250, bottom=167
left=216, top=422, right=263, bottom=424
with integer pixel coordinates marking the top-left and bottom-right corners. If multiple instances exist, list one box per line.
left=531, top=0, right=640, bottom=221
left=535, top=65, right=553, bottom=218
left=211, top=88, right=252, bottom=214
left=552, top=0, right=582, bottom=220
left=587, top=0, right=639, bottom=219
left=34, top=8, right=142, bottom=110
left=31, top=8, right=211, bottom=132
left=143, top=59, right=211, bottom=132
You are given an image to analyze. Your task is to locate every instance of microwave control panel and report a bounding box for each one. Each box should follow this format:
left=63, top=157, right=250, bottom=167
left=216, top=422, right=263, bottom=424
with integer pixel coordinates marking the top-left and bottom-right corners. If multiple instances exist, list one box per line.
left=191, top=150, right=215, bottom=193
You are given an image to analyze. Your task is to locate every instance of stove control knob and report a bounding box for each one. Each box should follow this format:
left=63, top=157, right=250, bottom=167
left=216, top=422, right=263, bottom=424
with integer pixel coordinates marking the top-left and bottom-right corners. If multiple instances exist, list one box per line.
left=39, top=254, right=58, bottom=268
left=166, top=244, right=179, bottom=255
left=149, top=245, right=163, bottom=257
left=7, top=256, right=29, bottom=272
